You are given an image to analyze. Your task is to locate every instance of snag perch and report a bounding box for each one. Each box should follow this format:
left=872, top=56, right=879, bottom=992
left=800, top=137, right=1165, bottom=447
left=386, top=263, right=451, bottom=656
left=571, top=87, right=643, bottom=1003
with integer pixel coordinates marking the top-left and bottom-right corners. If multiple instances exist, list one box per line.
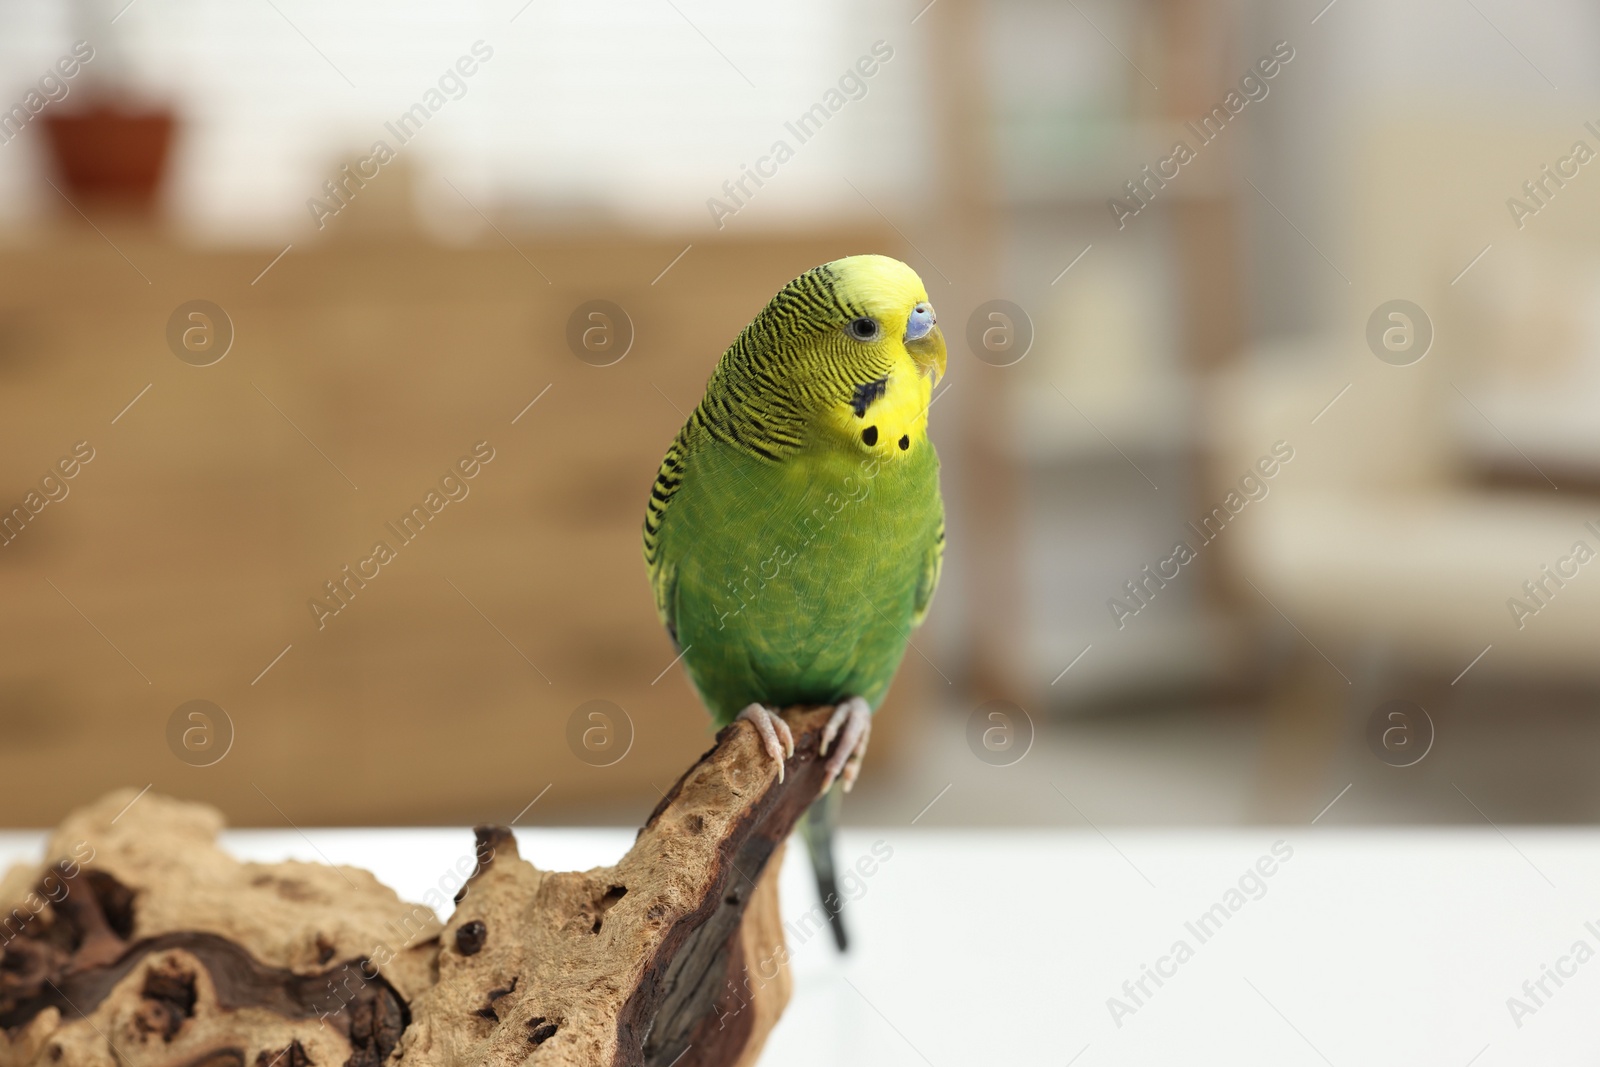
left=0, top=706, right=838, bottom=1067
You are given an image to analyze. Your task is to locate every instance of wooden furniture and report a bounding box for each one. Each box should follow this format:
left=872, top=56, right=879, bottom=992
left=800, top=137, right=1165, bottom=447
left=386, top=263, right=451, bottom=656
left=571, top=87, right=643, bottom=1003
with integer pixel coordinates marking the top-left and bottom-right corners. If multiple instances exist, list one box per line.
left=0, top=220, right=931, bottom=828
left=963, top=0, right=1260, bottom=708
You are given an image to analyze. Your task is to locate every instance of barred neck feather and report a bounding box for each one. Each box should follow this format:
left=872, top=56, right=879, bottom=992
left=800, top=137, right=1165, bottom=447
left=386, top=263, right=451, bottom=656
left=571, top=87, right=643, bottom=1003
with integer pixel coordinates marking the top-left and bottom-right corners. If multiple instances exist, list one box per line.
left=692, top=262, right=899, bottom=462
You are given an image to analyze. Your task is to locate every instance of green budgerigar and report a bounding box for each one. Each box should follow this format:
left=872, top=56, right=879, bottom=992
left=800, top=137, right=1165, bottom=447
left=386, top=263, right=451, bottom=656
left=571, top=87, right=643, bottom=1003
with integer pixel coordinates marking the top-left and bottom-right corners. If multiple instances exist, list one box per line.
left=642, top=254, right=945, bottom=949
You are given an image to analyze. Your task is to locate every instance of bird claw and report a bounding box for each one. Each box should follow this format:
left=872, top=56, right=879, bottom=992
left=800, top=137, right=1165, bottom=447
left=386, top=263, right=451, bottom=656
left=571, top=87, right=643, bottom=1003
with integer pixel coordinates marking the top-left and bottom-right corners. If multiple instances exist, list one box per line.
left=737, top=704, right=794, bottom=783
left=820, top=696, right=872, bottom=793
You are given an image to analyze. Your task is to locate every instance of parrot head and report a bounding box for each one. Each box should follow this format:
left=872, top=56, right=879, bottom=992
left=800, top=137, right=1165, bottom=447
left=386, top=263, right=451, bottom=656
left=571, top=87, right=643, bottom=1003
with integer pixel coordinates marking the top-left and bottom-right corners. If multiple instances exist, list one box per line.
left=730, top=254, right=945, bottom=462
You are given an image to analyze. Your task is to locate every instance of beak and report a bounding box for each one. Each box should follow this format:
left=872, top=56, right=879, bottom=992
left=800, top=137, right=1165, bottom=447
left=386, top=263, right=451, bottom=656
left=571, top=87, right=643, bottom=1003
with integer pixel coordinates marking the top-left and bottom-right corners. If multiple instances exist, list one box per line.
left=906, top=324, right=946, bottom=387
left=904, top=301, right=945, bottom=386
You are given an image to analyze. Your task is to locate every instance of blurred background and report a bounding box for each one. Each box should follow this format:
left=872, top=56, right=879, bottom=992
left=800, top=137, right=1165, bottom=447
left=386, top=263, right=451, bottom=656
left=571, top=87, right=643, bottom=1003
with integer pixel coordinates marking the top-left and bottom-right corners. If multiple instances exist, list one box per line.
left=2, top=0, right=1598, bottom=831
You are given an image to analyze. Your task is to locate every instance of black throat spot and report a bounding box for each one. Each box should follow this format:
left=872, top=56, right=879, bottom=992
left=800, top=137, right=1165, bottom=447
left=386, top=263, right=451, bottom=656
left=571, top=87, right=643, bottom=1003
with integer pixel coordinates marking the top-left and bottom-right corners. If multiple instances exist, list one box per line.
left=850, top=376, right=889, bottom=418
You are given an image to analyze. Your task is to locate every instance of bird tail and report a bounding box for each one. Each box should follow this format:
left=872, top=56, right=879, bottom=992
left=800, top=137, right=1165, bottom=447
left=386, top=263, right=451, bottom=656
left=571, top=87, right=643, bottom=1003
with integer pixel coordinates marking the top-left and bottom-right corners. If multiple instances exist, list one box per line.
left=799, top=785, right=849, bottom=952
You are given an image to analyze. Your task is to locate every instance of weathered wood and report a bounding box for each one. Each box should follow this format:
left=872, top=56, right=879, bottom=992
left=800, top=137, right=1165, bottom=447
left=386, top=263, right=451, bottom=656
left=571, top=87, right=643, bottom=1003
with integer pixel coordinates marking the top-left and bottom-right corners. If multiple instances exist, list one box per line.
left=0, top=706, right=833, bottom=1067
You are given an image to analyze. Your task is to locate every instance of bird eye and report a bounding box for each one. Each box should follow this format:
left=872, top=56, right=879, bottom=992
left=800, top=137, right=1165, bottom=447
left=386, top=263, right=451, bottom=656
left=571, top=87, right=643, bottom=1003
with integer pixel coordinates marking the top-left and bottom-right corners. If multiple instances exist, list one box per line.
left=847, top=317, right=881, bottom=342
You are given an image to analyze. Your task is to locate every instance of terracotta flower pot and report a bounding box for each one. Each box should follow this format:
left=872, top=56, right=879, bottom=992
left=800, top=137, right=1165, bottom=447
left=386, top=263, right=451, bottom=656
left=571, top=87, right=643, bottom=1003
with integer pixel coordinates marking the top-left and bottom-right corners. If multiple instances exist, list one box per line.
left=41, top=105, right=175, bottom=211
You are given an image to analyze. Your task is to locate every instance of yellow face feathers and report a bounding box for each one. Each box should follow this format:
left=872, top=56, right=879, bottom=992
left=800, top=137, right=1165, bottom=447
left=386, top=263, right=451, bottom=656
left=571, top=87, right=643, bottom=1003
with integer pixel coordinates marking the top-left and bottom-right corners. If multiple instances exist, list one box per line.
left=826, top=254, right=928, bottom=323
left=705, top=254, right=945, bottom=463
left=818, top=356, right=935, bottom=460
left=812, top=255, right=945, bottom=460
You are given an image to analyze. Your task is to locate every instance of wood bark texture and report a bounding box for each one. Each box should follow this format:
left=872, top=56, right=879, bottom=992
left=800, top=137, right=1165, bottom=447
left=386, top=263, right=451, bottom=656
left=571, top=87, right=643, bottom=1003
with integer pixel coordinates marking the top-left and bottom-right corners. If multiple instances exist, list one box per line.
left=0, top=706, right=836, bottom=1067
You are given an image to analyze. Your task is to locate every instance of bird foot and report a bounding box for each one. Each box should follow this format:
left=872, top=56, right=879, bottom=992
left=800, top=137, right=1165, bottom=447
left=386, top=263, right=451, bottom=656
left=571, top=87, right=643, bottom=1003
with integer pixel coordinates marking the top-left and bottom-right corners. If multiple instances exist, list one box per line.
left=736, top=704, right=795, bottom=783
left=819, top=696, right=872, bottom=793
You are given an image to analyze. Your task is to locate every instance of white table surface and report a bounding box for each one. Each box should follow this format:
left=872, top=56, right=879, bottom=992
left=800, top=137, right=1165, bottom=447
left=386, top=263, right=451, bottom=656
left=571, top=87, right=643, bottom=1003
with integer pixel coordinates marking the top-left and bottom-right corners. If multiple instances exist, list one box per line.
left=2, top=826, right=1596, bottom=1066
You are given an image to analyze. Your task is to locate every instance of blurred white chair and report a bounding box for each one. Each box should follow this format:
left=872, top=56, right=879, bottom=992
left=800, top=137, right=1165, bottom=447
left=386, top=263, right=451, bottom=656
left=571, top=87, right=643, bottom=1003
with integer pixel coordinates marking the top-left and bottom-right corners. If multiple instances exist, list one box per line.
left=1208, top=112, right=1600, bottom=807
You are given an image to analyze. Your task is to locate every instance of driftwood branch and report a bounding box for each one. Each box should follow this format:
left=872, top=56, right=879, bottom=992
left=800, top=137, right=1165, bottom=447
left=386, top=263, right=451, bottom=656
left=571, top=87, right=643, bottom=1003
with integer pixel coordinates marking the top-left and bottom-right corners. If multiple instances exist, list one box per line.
left=0, top=706, right=836, bottom=1067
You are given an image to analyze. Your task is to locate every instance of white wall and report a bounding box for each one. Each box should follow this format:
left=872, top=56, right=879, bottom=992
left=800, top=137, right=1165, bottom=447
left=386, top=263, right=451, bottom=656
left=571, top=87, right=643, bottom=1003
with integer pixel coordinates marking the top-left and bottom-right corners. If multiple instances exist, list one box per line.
left=1242, top=0, right=1600, bottom=338
left=0, top=0, right=933, bottom=242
